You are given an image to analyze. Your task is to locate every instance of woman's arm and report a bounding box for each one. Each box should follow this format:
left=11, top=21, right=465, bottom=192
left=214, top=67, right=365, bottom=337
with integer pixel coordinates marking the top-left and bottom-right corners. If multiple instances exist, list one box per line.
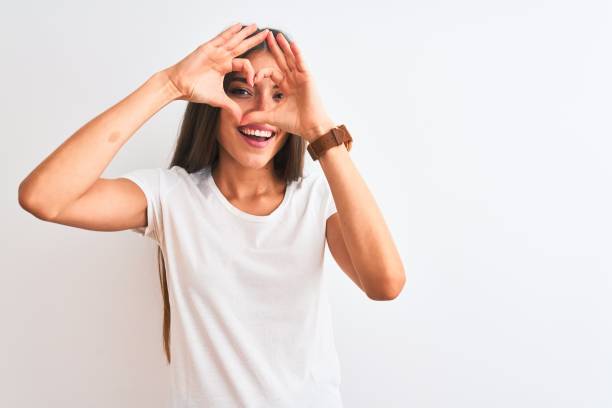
left=18, top=23, right=270, bottom=221
left=18, top=71, right=181, bottom=220
left=312, top=126, right=406, bottom=301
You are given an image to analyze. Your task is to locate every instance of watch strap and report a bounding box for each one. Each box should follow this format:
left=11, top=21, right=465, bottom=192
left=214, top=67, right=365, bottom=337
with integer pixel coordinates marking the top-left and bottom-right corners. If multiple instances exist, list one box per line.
left=307, top=124, right=353, bottom=161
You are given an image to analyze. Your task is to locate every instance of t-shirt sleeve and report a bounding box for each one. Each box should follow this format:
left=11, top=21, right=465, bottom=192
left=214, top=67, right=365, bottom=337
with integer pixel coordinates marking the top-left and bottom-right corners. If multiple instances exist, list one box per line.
left=118, top=167, right=165, bottom=244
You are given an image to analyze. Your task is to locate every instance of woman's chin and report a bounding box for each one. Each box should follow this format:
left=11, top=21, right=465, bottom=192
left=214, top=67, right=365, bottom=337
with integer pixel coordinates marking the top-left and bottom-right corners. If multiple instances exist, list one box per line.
left=217, top=131, right=285, bottom=170
left=232, top=152, right=274, bottom=170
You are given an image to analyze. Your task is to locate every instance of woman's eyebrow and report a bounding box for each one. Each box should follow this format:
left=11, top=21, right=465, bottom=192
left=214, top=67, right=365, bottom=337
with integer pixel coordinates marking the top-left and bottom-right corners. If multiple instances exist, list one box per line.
left=229, top=75, right=279, bottom=89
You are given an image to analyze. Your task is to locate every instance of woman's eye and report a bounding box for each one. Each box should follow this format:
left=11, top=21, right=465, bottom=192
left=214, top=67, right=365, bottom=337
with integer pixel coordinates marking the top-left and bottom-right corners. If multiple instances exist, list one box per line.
left=229, top=88, right=251, bottom=96
left=228, top=88, right=284, bottom=100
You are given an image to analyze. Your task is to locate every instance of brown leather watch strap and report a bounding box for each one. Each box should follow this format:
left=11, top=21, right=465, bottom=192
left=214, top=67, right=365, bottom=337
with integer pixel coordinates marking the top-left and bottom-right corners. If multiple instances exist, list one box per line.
left=307, top=124, right=353, bottom=161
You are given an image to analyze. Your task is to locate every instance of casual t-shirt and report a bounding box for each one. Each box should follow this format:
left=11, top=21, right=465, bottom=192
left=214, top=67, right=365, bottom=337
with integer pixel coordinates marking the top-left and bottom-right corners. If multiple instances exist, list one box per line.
left=119, top=164, right=343, bottom=408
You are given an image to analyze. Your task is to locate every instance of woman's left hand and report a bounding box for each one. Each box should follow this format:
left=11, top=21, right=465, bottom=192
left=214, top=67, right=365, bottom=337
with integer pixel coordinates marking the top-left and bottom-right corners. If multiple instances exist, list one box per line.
left=238, top=31, right=336, bottom=143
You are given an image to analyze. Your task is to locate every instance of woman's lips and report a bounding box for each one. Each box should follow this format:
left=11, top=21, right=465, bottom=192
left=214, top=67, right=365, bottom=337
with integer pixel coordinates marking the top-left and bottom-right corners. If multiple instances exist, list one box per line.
left=238, top=124, right=277, bottom=133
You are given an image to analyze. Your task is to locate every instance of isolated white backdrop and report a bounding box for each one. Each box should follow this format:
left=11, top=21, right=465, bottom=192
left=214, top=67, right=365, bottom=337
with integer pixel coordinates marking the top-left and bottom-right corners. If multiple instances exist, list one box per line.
left=2, top=0, right=610, bottom=407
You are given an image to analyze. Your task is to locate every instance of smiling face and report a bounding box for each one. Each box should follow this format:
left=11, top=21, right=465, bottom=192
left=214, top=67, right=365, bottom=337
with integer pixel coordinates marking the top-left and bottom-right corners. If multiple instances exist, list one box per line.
left=215, top=50, right=289, bottom=171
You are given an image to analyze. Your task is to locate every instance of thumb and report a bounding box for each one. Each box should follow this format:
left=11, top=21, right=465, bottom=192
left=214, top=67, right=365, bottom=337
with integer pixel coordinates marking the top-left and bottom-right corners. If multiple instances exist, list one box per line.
left=218, top=97, right=243, bottom=124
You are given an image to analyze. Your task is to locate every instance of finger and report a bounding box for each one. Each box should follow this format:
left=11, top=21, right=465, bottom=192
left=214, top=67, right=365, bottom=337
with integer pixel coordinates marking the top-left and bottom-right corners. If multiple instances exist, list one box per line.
left=209, top=22, right=244, bottom=47
left=232, top=58, right=255, bottom=86
left=218, top=96, right=243, bottom=124
left=275, top=33, right=297, bottom=72
left=231, top=29, right=270, bottom=57
left=289, top=41, right=308, bottom=72
left=224, top=23, right=258, bottom=51
left=254, top=66, right=286, bottom=91
left=265, top=30, right=290, bottom=72
left=239, top=109, right=274, bottom=127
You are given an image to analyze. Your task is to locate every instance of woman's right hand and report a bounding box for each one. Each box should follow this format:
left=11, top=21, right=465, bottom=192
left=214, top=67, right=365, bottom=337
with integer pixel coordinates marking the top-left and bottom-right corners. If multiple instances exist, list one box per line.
left=161, top=23, right=269, bottom=122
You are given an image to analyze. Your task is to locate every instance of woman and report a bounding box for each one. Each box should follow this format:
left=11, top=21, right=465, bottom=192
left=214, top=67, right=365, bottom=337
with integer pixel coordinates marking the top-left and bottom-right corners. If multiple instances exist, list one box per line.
left=18, top=23, right=405, bottom=407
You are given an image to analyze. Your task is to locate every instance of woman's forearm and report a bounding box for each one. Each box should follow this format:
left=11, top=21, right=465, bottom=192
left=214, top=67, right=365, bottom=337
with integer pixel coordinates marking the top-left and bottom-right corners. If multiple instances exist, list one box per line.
left=318, top=141, right=406, bottom=298
left=18, top=70, right=182, bottom=219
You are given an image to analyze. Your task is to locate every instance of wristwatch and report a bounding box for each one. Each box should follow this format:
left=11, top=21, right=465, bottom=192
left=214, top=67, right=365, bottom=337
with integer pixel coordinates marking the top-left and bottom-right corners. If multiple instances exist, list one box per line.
left=306, top=124, right=353, bottom=161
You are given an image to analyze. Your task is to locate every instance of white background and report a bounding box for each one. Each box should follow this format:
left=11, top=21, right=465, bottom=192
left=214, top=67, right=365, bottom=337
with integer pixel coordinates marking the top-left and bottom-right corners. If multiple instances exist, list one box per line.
left=2, top=0, right=610, bottom=407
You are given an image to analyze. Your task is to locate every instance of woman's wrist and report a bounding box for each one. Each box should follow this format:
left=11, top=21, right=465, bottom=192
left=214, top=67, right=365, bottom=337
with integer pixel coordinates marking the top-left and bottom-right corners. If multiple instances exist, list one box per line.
left=151, top=70, right=185, bottom=103
left=302, top=119, right=336, bottom=143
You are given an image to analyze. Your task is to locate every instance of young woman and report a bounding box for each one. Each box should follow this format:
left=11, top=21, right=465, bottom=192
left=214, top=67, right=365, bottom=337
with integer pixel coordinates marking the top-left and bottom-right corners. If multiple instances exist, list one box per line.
left=18, top=23, right=405, bottom=407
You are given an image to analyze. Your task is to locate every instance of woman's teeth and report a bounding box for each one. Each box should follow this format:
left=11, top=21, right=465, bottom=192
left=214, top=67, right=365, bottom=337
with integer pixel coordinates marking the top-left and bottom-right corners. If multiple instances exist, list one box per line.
left=239, top=128, right=274, bottom=140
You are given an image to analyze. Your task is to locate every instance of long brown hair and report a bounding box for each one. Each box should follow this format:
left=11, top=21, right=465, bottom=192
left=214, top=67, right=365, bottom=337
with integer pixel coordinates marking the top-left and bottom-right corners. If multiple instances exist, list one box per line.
left=157, top=26, right=306, bottom=364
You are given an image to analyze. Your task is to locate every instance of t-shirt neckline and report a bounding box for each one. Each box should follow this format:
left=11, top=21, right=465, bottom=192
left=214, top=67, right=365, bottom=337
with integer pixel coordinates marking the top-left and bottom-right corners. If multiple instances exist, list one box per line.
left=204, top=167, right=294, bottom=223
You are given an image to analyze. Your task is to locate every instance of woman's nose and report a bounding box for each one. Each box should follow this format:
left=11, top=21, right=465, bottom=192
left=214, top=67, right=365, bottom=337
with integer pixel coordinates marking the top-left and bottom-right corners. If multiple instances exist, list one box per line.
left=254, top=92, right=274, bottom=111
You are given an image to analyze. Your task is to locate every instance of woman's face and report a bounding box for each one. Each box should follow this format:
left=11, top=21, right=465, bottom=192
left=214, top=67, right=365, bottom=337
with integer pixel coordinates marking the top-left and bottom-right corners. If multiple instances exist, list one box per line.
left=216, top=50, right=290, bottom=171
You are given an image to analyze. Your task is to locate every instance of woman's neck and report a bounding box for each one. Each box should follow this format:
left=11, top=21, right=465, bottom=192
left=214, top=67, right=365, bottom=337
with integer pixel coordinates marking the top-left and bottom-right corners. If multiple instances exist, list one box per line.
left=211, top=161, right=285, bottom=201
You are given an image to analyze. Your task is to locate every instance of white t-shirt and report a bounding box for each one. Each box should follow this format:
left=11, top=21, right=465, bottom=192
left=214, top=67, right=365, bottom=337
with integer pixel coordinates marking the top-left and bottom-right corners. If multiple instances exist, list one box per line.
left=119, top=164, right=343, bottom=408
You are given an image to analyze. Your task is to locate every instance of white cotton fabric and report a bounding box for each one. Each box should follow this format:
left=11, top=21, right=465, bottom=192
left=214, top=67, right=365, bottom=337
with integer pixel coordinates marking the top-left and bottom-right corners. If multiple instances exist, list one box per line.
left=119, top=164, right=342, bottom=408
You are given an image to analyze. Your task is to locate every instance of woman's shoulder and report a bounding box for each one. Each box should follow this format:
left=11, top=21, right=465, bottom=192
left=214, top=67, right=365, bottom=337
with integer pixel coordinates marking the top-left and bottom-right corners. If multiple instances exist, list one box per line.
left=164, top=164, right=210, bottom=182
left=165, top=165, right=210, bottom=193
left=296, top=164, right=324, bottom=182
left=292, top=165, right=329, bottom=197
left=142, top=165, right=198, bottom=197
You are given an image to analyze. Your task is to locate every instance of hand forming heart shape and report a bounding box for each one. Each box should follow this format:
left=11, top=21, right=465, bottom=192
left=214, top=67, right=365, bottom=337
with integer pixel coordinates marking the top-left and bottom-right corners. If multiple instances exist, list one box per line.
left=237, top=31, right=336, bottom=143
left=162, top=24, right=336, bottom=143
